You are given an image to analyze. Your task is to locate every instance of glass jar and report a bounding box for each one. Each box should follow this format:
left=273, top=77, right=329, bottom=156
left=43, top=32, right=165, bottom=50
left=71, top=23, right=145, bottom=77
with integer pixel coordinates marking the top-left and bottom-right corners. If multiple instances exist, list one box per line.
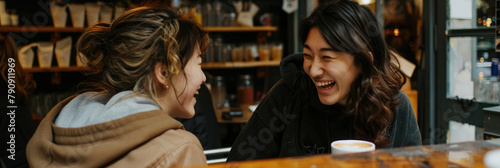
left=202, top=0, right=213, bottom=26
left=214, top=35, right=224, bottom=62
left=204, top=36, right=214, bottom=63
left=237, top=74, right=254, bottom=104
left=211, top=76, right=227, bottom=109
left=258, top=43, right=271, bottom=61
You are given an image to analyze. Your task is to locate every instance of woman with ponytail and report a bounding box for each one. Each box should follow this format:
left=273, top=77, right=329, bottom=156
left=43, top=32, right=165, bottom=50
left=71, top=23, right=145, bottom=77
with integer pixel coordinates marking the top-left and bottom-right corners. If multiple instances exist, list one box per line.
left=27, top=7, right=208, bottom=167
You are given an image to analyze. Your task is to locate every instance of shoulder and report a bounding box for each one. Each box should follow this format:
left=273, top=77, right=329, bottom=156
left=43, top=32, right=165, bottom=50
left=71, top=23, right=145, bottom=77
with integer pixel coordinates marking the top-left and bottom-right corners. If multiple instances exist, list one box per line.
left=391, top=91, right=415, bottom=124
left=118, top=129, right=206, bottom=167
left=396, top=91, right=411, bottom=103
left=394, top=91, right=414, bottom=115
left=154, top=129, right=204, bottom=149
left=268, top=79, right=296, bottom=95
left=388, top=91, right=422, bottom=147
left=280, top=53, right=305, bottom=89
left=250, top=79, right=304, bottom=131
left=256, top=79, right=300, bottom=114
left=155, top=129, right=207, bottom=166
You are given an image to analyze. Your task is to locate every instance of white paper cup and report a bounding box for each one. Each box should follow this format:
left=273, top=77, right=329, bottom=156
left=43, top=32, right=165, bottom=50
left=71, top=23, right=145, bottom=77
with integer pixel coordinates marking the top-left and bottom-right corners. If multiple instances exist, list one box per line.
left=55, top=36, right=72, bottom=67
left=0, top=13, right=10, bottom=26
left=10, top=14, right=18, bottom=26
left=99, top=5, right=113, bottom=23
left=0, top=1, right=5, bottom=15
left=37, top=42, right=54, bottom=68
left=18, top=43, right=37, bottom=68
left=484, top=149, right=500, bottom=168
left=50, top=2, right=67, bottom=28
left=85, top=2, right=101, bottom=27
left=68, top=4, right=85, bottom=28
left=271, top=42, right=283, bottom=61
left=331, top=140, right=375, bottom=155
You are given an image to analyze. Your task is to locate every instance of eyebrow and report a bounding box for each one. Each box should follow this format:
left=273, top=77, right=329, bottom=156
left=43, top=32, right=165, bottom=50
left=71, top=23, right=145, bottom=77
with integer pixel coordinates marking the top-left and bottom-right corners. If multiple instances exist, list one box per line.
left=303, top=44, right=336, bottom=52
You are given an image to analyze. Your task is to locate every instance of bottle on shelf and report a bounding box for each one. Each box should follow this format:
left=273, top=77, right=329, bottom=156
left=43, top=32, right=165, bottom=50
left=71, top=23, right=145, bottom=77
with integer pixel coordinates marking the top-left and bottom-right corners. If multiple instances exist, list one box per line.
left=205, top=36, right=214, bottom=63
left=193, top=2, right=202, bottom=25
left=213, top=0, right=222, bottom=27
left=211, top=76, right=227, bottom=109
left=202, top=0, right=213, bottom=27
left=214, top=35, right=224, bottom=62
left=237, top=74, right=254, bottom=105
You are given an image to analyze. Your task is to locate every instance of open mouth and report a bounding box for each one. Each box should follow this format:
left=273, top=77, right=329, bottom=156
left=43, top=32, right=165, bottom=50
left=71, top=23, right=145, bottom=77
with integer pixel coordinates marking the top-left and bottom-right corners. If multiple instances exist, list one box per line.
left=195, top=91, right=200, bottom=98
left=315, top=80, right=336, bottom=90
left=194, top=87, right=201, bottom=99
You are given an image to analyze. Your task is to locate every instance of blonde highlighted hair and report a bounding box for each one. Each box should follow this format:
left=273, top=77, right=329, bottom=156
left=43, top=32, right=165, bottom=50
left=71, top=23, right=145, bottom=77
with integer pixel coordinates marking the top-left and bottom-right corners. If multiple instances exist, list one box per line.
left=76, top=7, right=207, bottom=106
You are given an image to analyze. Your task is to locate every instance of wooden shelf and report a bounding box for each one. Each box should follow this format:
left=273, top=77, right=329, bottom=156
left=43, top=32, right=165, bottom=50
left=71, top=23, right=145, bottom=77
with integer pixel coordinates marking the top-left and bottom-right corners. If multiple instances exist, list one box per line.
left=215, top=104, right=254, bottom=124
left=202, top=61, right=280, bottom=69
left=22, top=61, right=279, bottom=72
left=204, top=26, right=278, bottom=32
left=0, top=26, right=278, bottom=33
left=0, top=27, right=87, bottom=33
left=24, top=66, right=91, bottom=73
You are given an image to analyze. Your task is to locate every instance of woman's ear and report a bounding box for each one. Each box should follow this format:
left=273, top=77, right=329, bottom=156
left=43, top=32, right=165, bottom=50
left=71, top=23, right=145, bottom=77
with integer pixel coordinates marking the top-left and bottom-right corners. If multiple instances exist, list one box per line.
left=154, top=63, right=169, bottom=85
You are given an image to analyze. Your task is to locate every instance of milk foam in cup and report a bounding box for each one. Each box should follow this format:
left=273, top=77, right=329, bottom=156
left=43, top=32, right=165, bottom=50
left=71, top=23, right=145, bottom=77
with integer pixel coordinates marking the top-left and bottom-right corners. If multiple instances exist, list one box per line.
left=331, top=140, right=375, bottom=155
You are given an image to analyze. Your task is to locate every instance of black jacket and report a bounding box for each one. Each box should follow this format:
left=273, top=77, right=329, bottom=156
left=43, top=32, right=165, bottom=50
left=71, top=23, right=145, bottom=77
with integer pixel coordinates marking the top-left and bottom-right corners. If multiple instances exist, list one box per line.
left=177, top=84, right=221, bottom=151
left=227, top=53, right=422, bottom=161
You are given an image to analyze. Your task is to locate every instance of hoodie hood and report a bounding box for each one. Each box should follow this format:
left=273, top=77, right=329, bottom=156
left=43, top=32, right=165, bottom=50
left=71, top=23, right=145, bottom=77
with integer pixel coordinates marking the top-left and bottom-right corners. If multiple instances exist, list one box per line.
left=26, top=93, right=186, bottom=168
left=55, top=91, right=160, bottom=128
left=280, top=53, right=304, bottom=89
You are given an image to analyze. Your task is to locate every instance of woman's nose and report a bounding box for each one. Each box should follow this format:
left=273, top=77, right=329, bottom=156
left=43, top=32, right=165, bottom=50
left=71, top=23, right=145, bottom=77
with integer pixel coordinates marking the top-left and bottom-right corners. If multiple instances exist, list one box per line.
left=309, top=60, right=324, bottom=77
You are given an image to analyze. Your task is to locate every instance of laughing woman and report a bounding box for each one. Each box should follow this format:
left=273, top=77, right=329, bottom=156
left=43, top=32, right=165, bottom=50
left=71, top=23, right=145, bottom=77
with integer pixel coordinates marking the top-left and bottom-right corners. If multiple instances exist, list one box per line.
left=27, top=7, right=208, bottom=167
left=227, top=0, right=421, bottom=161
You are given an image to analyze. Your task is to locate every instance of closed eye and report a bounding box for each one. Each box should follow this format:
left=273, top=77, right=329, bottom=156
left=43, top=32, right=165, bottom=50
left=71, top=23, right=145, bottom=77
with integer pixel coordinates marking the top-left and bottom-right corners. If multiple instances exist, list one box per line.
left=303, top=54, right=313, bottom=59
left=322, top=55, right=333, bottom=59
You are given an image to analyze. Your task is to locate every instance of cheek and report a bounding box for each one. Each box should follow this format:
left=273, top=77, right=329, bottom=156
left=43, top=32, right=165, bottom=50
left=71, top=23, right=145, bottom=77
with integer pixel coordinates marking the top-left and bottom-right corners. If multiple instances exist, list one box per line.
left=179, top=88, right=192, bottom=105
left=187, top=71, right=202, bottom=86
left=344, top=68, right=360, bottom=86
left=196, top=70, right=204, bottom=81
left=324, top=63, right=343, bottom=76
left=303, top=60, right=312, bottom=73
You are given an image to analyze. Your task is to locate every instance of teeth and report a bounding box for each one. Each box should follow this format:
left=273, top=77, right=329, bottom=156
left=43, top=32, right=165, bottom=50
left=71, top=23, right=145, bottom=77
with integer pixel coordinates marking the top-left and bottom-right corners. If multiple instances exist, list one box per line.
left=315, top=81, right=334, bottom=87
left=320, top=85, right=333, bottom=89
left=195, top=91, right=199, bottom=95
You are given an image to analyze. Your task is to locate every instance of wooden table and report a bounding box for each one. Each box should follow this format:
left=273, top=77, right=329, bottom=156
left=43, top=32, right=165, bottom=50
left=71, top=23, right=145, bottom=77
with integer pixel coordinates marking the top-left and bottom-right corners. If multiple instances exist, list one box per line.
left=203, top=139, right=500, bottom=168
left=215, top=104, right=254, bottom=124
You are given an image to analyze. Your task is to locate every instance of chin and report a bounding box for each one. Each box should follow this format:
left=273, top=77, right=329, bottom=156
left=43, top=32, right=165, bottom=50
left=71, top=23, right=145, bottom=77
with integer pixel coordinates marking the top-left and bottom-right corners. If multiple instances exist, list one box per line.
left=319, top=97, right=337, bottom=105
left=176, top=108, right=195, bottom=119
left=183, top=108, right=196, bottom=119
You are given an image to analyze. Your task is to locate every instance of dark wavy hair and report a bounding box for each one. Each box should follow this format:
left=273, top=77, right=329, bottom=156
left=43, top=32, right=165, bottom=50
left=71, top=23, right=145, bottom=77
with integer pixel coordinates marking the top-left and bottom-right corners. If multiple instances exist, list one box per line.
left=299, top=0, right=405, bottom=147
left=76, top=7, right=208, bottom=106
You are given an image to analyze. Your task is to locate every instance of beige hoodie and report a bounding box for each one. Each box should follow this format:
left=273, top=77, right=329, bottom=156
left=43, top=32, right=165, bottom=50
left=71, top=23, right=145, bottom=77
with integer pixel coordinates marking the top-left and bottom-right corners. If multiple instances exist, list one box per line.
left=26, top=95, right=207, bottom=168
